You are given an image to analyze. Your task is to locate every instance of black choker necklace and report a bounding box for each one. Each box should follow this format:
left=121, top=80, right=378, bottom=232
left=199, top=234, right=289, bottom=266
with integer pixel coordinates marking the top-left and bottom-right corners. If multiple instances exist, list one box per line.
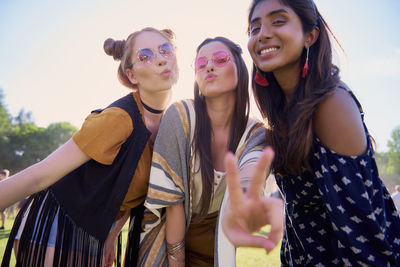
left=141, top=100, right=164, bottom=114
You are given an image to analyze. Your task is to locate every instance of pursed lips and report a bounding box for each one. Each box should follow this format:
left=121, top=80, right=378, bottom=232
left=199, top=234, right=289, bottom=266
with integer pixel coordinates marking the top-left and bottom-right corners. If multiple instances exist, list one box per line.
left=205, top=73, right=217, bottom=81
left=160, top=69, right=171, bottom=77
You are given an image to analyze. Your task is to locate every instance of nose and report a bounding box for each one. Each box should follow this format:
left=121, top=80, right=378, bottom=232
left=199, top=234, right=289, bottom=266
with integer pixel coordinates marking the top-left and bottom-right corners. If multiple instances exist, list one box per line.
left=156, top=54, right=167, bottom=67
left=206, top=60, right=215, bottom=72
left=258, top=24, right=272, bottom=42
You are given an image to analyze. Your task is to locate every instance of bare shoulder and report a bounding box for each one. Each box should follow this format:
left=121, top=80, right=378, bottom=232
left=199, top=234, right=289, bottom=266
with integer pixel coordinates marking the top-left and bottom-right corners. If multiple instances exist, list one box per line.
left=313, top=87, right=367, bottom=156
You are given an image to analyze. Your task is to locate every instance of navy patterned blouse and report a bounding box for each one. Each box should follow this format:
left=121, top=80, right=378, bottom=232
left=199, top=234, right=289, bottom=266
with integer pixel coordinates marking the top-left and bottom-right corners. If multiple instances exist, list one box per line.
left=275, top=91, right=400, bottom=266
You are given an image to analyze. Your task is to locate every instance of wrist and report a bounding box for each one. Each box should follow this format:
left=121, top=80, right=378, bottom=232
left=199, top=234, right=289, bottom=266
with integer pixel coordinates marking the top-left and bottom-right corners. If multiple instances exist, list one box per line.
left=166, top=240, right=185, bottom=263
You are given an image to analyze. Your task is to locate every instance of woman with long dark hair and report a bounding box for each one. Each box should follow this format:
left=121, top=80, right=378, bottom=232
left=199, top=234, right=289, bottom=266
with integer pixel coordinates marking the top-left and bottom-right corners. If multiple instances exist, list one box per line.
left=223, top=0, right=400, bottom=266
left=137, top=37, right=274, bottom=266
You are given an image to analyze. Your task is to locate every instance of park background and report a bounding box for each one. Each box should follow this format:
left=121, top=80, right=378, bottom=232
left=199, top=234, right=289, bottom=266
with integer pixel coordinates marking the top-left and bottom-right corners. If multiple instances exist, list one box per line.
left=1, top=0, right=400, bottom=266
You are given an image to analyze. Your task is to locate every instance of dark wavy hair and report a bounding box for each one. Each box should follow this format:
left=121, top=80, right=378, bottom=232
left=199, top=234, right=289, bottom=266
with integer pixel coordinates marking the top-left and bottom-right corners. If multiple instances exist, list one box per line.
left=248, top=0, right=341, bottom=175
left=193, top=37, right=249, bottom=221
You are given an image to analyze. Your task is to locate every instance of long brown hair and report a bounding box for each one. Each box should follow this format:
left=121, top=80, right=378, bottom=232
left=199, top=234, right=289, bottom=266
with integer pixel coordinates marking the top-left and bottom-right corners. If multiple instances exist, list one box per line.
left=248, top=0, right=341, bottom=175
left=193, top=37, right=249, bottom=220
left=103, top=27, right=175, bottom=89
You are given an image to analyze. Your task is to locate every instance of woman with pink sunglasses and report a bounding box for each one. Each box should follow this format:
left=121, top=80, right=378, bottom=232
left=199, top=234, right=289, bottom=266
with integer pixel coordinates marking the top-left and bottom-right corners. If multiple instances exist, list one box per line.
left=136, top=36, right=282, bottom=267
left=0, top=27, right=178, bottom=267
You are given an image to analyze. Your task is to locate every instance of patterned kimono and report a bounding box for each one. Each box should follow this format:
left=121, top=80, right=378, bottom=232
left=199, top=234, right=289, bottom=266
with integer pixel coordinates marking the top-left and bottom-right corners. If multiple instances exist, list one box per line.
left=137, top=100, right=266, bottom=266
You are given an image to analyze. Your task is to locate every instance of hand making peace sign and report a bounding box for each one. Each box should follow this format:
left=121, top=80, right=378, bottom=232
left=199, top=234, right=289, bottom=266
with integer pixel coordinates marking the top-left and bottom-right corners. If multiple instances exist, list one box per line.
left=222, top=147, right=284, bottom=253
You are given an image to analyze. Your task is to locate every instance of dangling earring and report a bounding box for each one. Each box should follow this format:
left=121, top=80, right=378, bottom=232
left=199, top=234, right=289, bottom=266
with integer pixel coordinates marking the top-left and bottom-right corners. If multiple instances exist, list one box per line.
left=302, top=47, right=309, bottom=78
left=255, top=70, right=269, bottom=86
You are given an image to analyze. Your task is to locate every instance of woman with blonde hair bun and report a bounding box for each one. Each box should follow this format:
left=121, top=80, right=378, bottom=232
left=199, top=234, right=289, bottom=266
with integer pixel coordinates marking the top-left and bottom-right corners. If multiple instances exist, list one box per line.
left=0, top=27, right=178, bottom=267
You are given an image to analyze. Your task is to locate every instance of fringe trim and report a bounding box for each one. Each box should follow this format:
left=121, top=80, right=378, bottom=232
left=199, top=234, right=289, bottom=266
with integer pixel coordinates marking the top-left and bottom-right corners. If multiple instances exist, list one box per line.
left=2, top=190, right=104, bottom=267
left=124, top=203, right=145, bottom=267
left=1, top=193, right=31, bottom=267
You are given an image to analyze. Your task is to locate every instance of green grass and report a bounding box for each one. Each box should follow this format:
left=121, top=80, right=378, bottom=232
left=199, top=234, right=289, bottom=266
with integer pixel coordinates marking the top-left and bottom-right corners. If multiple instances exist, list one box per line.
left=0, top=215, right=16, bottom=266
left=1, top=216, right=281, bottom=266
left=237, top=246, right=281, bottom=267
left=237, top=226, right=281, bottom=267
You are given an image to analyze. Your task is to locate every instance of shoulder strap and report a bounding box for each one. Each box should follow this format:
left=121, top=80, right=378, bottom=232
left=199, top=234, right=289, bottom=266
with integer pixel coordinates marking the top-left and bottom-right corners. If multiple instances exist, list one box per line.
left=336, top=83, right=372, bottom=138
left=108, top=93, right=140, bottom=119
left=92, top=93, right=142, bottom=127
left=337, top=84, right=365, bottom=120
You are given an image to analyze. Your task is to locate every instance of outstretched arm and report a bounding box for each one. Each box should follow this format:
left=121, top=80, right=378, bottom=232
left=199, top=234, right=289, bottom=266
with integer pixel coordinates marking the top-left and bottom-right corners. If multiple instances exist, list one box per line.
left=103, top=210, right=130, bottom=267
left=222, top=147, right=284, bottom=253
left=0, top=138, right=90, bottom=210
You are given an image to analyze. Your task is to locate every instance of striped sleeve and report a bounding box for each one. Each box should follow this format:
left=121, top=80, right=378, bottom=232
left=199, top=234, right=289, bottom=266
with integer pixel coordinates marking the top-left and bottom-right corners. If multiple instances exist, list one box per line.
left=237, top=120, right=266, bottom=168
left=139, top=101, right=192, bottom=266
left=145, top=101, right=190, bottom=210
left=236, top=119, right=267, bottom=188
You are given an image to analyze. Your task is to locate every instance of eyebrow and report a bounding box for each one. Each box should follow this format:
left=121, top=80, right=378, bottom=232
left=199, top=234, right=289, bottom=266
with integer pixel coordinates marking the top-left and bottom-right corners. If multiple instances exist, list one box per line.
left=250, top=9, right=289, bottom=24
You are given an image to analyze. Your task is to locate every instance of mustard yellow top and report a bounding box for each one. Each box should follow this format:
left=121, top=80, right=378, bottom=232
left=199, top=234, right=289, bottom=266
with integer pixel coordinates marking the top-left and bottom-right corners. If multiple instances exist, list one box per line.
left=72, top=93, right=153, bottom=219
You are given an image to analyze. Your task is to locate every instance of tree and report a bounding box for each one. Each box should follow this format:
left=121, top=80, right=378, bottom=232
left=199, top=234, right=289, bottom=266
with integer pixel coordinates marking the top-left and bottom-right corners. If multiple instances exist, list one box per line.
left=375, top=151, right=388, bottom=172
left=376, top=126, right=400, bottom=191
left=42, top=122, right=77, bottom=157
left=7, top=121, right=77, bottom=172
left=387, top=126, right=400, bottom=177
left=8, top=122, right=47, bottom=171
left=0, top=89, right=77, bottom=173
left=0, top=88, right=13, bottom=165
left=375, top=151, right=397, bottom=191
left=0, top=88, right=12, bottom=133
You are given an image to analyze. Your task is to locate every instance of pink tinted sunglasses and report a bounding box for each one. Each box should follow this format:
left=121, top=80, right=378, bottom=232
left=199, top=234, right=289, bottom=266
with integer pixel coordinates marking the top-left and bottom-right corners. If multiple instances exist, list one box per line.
left=136, top=42, right=175, bottom=63
left=194, top=51, right=231, bottom=72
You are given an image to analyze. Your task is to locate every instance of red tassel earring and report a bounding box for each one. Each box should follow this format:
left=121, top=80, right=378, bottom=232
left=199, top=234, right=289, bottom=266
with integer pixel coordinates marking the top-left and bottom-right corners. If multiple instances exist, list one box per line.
left=302, top=47, right=309, bottom=78
left=255, top=70, right=269, bottom=86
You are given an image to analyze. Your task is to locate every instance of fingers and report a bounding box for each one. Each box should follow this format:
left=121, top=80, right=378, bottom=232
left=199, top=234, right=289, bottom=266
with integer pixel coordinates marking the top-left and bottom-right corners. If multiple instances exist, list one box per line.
left=103, top=244, right=116, bottom=267
left=262, top=237, right=280, bottom=254
left=223, top=148, right=282, bottom=255
left=247, top=147, right=274, bottom=199
left=263, top=197, right=284, bottom=252
left=227, top=198, right=283, bottom=254
left=268, top=198, right=284, bottom=239
left=224, top=152, right=244, bottom=208
left=227, top=228, right=274, bottom=252
left=104, top=253, right=112, bottom=267
left=105, top=253, right=115, bottom=267
left=103, top=255, right=111, bottom=267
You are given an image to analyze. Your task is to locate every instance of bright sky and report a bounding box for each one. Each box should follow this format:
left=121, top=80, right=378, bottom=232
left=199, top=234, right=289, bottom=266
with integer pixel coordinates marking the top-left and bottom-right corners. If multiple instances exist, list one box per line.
left=0, top=0, right=399, bottom=152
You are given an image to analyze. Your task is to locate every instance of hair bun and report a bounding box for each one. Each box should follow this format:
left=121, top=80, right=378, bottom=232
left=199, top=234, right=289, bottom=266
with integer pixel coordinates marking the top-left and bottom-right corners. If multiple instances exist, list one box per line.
left=104, top=38, right=126, bottom=60
left=161, top=29, right=175, bottom=40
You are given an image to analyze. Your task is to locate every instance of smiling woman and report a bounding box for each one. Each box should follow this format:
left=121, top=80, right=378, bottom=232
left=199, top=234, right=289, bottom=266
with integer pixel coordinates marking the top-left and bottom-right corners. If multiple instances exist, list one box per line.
left=248, top=2, right=307, bottom=78
left=221, top=0, right=400, bottom=266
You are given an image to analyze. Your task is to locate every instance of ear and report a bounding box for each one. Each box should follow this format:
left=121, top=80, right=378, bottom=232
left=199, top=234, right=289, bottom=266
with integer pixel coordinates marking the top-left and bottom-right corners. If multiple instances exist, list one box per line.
left=305, top=27, right=320, bottom=48
left=126, top=68, right=138, bottom=85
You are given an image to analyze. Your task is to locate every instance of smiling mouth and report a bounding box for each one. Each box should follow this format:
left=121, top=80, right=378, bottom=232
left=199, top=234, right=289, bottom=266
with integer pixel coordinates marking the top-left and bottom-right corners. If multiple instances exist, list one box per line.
left=259, top=47, right=278, bottom=55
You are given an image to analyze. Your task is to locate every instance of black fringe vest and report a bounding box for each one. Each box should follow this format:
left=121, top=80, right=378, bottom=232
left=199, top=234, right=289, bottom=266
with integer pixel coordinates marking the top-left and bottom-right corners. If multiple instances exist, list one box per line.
left=2, top=93, right=150, bottom=267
